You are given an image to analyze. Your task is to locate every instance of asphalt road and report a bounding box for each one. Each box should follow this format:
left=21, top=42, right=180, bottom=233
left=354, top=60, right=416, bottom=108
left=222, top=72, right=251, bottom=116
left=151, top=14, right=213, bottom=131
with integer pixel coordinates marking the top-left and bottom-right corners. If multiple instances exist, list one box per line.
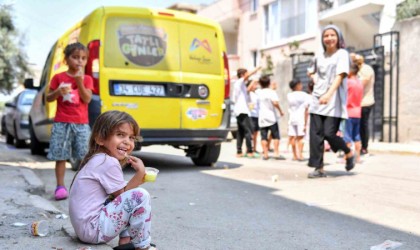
left=1, top=138, right=419, bottom=250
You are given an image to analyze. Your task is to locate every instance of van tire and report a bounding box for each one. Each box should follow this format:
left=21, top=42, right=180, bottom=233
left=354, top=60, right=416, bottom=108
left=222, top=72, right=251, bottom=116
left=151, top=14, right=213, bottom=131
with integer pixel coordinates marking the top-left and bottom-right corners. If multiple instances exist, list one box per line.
left=29, top=122, right=46, bottom=155
left=191, top=144, right=221, bottom=166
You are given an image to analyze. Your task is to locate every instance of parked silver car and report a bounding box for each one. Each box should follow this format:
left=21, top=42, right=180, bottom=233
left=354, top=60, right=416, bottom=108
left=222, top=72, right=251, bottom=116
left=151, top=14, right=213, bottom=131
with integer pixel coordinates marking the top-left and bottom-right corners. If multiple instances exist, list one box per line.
left=4, top=89, right=37, bottom=147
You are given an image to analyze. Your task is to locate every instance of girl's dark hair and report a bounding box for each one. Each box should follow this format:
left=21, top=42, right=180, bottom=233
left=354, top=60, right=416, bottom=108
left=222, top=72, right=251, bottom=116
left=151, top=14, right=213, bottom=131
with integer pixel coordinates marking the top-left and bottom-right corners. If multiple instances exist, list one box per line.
left=237, top=68, right=247, bottom=78
left=70, top=110, right=140, bottom=189
left=64, top=42, right=88, bottom=58
left=259, top=75, right=271, bottom=88
left=289, top=78, right=301, bottom=90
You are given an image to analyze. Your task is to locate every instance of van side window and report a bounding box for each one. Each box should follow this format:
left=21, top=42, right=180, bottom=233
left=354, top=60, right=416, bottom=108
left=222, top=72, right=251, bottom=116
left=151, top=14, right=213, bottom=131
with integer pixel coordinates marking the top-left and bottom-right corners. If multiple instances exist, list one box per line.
left=39, top=44, right=56, bottom=88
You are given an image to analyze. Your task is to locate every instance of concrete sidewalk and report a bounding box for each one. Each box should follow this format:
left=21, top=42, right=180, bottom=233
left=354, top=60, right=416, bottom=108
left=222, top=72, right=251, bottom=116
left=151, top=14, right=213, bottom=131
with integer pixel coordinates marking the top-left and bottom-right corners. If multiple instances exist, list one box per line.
left=0, top=164, right=113, bottom=249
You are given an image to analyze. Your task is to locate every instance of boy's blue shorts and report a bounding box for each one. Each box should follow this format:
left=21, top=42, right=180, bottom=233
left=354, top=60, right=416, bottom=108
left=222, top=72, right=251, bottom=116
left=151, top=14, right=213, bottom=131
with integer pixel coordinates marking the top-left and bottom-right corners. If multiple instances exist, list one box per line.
left=344, top=118, right=361, bottom=143
left=47, top=122, right=90, bottom=161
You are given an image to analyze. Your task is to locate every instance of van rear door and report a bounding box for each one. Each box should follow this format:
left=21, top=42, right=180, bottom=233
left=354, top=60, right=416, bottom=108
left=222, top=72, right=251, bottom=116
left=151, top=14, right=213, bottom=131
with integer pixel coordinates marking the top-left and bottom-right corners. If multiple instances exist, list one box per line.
left=178, top=22, right=224, bottom=129
left=102, top=14, right=182, bottom=129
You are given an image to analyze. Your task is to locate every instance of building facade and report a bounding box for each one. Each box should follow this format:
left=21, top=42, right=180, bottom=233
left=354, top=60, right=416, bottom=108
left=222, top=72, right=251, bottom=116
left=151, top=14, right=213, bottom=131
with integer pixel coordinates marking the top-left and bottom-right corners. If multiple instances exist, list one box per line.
left=197, top=0, right=414, bottom=142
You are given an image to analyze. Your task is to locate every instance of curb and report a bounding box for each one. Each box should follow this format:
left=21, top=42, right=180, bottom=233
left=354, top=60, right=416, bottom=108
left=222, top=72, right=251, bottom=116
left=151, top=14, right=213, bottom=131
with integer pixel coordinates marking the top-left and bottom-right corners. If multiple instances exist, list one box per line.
left=370, top=149, right=420, bottom=156
left=20, top=168, right=45, bottom=195
left=369, top=143, right=420, bottom=156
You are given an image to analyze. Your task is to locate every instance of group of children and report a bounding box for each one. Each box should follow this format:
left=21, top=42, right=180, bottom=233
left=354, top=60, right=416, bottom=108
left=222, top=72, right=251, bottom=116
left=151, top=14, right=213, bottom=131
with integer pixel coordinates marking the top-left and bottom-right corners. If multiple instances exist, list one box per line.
left=47, top=42, right=154, bottom=250
left=232, top=67, right=313, bottom=161
left=232, top=67, right=283, bottom=160
left=232, top=25, right=366, bottom=179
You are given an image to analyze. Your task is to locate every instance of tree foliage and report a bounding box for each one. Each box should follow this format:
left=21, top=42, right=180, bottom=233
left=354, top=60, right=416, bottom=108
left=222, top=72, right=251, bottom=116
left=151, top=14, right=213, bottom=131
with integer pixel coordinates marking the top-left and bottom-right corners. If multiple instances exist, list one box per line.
left=397, top=0, right=420, bottom=21
left=0, top=4, right=31, bottom=94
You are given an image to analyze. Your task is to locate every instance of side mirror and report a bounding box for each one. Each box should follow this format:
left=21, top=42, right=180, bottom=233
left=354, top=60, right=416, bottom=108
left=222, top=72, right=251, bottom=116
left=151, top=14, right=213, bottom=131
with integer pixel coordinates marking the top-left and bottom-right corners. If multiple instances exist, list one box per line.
left=24, top=78, right=38, bottom=90
left=5, top=102, right=16, bottom=108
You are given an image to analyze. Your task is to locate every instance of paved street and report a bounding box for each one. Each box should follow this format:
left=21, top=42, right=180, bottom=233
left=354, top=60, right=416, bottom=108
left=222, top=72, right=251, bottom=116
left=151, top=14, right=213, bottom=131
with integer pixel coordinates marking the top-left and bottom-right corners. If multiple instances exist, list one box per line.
left=0, top=136, right=419, bottom=249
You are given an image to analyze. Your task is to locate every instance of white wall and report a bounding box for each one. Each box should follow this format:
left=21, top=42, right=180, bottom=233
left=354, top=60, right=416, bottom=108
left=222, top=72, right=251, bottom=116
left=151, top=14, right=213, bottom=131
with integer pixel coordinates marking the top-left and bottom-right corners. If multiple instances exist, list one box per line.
left=393, top=16, right=420, bottom=142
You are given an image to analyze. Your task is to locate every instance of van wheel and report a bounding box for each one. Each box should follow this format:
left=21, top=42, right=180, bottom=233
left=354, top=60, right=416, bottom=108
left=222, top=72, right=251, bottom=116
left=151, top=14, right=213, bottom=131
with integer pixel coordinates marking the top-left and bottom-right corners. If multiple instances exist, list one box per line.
left=69, top=157, right=81, bottom=171
left=14, top=123, right=26, bottom=148
left=29, top=122, right=46, bottom=155
left=191, top=144, right=221, bottom=166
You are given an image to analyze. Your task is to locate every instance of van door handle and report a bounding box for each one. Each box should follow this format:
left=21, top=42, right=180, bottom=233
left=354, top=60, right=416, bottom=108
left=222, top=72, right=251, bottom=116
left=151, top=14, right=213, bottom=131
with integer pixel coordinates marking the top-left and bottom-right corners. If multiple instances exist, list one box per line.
left=176, top=84, right=184, bottom=96
left=168, top=84, right=184, bottom=97
left=196, top=100, right=210, bottom=105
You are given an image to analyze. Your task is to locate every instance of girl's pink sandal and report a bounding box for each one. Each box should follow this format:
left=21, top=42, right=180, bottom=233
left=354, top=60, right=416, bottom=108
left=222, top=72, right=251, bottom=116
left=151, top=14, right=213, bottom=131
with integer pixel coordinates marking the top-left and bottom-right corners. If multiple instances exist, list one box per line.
left=55, top=186, right=68, bottom=200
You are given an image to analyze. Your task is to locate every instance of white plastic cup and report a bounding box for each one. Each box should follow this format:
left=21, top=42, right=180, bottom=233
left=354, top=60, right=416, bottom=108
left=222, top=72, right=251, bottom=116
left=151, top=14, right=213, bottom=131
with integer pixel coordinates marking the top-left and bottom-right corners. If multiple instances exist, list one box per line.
left=30, top=220, right=49, bottom=237
left=144, top=167, right=159, bottom=182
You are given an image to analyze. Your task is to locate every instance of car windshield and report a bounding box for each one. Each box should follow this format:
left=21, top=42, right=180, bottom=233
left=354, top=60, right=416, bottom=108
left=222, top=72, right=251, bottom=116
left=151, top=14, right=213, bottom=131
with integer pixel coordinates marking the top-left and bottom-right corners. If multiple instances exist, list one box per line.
left=20, top=93, right=36, bottom=106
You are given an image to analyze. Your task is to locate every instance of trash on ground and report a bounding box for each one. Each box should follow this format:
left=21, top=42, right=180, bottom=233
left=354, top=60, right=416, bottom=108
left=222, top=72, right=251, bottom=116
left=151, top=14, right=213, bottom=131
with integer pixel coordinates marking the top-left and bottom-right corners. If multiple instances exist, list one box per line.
left=55, top=213, right=68, bottom=219
left=76, top=247, right=92, bottom=250
left=12, top=222, right=27, bottom=227
left=30, top=220, right=49, bottom=237
left=271, top=175, right=279, bottom=182
left=370, top=240, right=403, bottom=250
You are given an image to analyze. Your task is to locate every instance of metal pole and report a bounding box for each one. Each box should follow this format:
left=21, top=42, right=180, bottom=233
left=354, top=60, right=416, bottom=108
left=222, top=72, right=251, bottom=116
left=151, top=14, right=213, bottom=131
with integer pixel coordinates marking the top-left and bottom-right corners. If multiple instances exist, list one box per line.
left=395, top=32, right=400, bottom=142
left=389, top=33, right=393, bottom=142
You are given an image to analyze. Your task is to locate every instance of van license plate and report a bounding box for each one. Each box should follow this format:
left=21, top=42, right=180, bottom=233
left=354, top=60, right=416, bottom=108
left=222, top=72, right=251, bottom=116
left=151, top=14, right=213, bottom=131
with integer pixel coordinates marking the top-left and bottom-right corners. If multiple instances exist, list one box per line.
left=113, top=84, right=165, bottom=96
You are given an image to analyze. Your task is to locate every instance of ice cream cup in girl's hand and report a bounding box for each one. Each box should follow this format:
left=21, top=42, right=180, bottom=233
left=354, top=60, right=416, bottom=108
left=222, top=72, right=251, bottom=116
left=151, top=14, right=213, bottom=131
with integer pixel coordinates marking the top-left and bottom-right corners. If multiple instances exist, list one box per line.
left=144, top=167, right=159, bottom=182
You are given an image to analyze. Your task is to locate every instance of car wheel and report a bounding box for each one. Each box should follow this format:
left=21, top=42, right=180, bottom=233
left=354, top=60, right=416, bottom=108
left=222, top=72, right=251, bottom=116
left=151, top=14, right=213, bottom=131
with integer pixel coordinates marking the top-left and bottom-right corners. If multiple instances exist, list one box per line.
left=69, top=157, right=81, bottom=171
left=14, top=123, right=26, bottom=148
left=1, top=117, right=6, bottom=135
left=6, top=130, right=14, bottom=145
left=29, top=121, right=46, bottom=155
left=191, top=144, right=221, bottom=166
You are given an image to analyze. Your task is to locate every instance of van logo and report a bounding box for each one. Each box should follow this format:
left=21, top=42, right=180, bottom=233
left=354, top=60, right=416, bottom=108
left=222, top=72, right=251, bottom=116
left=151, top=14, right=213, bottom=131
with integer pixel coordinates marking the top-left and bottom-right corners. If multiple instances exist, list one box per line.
left=118, top=24, right=167, bottom=67
left=186, top=108, right=208, bottom=120
left=189, top=38, right=212, bottom=53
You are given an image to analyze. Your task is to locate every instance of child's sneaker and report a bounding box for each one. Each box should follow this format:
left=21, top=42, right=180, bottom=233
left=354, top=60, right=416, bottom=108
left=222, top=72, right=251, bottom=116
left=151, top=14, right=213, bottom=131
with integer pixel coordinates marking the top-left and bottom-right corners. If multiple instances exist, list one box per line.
left=55, top=186, right=68, bottom=200
left=308, top=169, right=327, bottom=178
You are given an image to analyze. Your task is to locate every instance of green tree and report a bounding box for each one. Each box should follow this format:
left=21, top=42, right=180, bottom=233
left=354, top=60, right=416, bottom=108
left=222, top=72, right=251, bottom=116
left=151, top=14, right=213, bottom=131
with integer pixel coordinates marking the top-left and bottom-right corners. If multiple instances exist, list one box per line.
left=397, top=0, right=420, bottom=20
left=0, top=4, right=31, bottom=94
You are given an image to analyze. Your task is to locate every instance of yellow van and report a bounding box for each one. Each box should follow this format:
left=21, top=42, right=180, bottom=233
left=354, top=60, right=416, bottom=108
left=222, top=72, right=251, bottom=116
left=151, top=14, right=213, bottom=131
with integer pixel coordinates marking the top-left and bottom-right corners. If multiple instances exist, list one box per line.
left=26, top=6, right=231, bottom=168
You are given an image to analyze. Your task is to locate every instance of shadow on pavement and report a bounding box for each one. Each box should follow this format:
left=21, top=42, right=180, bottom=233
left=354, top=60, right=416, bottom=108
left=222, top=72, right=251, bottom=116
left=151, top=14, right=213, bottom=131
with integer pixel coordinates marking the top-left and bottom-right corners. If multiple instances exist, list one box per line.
left=130, top=151, right=243, bottom=171
left=148, top=169, right=420, bottom=250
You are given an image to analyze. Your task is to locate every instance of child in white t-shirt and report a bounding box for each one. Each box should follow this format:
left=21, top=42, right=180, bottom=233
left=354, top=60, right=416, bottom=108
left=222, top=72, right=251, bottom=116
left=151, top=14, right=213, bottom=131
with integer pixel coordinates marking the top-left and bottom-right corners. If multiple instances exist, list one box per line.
left=287, top=78, right=310, bottom=161
left=256, top=75, right=284, bottom=160
left=247, top=78, right=261, bottom=155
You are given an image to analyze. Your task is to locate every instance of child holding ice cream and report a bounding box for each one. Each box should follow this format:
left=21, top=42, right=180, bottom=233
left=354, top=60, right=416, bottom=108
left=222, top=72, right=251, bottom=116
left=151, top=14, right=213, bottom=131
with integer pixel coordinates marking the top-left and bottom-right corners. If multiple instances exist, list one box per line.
left=69, top=110, right=155, bottom=250
left=46, top=42, right=94, bottom=200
